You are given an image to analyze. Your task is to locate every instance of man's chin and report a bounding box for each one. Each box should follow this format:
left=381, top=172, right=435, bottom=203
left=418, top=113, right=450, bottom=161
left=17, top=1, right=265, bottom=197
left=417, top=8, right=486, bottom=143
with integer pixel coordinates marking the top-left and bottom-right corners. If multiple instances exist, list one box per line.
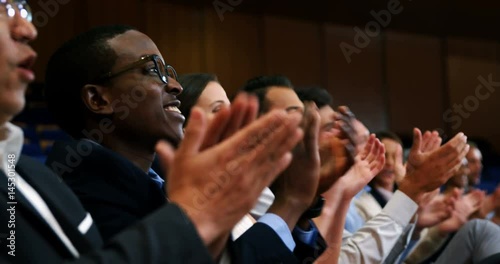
left=161, top=132, right=183, bottom=148
left=1, top=101, right=25, bottom=122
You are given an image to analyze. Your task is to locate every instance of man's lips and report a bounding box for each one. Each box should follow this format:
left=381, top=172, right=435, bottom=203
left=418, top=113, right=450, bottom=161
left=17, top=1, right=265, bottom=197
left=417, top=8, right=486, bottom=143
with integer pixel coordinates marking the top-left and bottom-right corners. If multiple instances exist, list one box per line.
left=164, top=105, right=181, bottom=113
left=17, top=55, right=36, bottom=82
left=17, top=68, right=35, bottom=82
left=163, top=100, right=182, bottom=114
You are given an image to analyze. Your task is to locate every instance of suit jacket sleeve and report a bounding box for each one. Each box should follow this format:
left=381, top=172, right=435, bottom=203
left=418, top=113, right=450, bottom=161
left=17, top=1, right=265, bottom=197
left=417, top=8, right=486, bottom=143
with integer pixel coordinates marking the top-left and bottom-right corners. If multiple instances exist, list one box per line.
left=231, top=222, right=299, bottom=264
left=292, top=222, right=327, bottom=262
left=68, top=203, right=214, bottom=264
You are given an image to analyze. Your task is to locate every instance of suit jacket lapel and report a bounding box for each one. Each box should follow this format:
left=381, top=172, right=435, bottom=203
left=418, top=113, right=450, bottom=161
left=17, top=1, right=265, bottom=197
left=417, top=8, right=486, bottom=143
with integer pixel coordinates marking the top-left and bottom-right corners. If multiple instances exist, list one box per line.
left=14, top=156, right=103, bottom=254
left=0, top=168, right=74, bottom=257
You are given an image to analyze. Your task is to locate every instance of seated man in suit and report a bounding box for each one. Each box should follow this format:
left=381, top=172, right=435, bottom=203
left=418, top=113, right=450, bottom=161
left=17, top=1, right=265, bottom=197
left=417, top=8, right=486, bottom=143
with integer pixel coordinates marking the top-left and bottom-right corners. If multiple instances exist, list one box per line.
left=0, top=3, right=311, bottom=263
left=43, top=25, right=341, bottom=262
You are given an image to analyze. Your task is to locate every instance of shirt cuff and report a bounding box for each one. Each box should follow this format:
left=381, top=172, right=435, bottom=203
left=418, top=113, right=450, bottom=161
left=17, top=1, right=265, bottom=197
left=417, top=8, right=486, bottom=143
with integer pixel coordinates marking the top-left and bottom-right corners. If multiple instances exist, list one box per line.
left=292, top=219, right=319, bottom=247
left=382, top=190, right=418, bottom=227
left=258, top=213, right=296, bottom=251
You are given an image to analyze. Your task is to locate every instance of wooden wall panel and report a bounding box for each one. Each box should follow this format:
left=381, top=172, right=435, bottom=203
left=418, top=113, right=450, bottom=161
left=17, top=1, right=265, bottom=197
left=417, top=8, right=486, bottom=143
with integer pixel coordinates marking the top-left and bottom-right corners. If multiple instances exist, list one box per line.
left=31, top=0, right=85, bottom=81
left=324, top=24, right=386, bottom=133
left=447, top=38, right=500, bottom=151
left=386, top=31, right=444, bottom=135
left=143, top=1, right=204, bottom=75
left=263, top=17, right=323, bottom=87
left=84, top=0, right=145, bottom=30
left=203, top=9, right=263, bottom=95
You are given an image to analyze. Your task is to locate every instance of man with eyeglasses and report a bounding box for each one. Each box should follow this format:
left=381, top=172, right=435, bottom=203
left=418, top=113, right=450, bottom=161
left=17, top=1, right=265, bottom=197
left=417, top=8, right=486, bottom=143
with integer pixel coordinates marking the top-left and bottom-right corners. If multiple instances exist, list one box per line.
left=44, top=25, right=188, bottom=241
left=0, top=2, right=311, bottom=263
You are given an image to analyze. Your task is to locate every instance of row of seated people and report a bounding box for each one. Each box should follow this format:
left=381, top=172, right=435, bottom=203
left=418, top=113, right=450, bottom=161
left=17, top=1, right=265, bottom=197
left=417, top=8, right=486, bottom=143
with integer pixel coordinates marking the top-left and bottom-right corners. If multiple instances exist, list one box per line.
left=2, top=11, right=500, bottom=264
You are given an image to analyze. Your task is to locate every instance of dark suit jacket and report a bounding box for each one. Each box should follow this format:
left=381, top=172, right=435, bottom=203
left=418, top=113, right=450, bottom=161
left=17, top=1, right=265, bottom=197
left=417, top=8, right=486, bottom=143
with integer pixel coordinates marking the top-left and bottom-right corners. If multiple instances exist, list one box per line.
left=46, top=139, right=325, bottom=263
left=45, top=139, right=166, bottom=241
left=1, top=155, right=212, bottom=263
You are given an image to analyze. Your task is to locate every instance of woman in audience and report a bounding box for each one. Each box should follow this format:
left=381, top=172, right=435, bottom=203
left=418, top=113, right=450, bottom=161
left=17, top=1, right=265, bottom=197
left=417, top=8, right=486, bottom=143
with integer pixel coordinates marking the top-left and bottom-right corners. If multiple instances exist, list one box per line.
left=178, top=73, right=230, bottom=124
left=178, top=73, right=275, bottom=239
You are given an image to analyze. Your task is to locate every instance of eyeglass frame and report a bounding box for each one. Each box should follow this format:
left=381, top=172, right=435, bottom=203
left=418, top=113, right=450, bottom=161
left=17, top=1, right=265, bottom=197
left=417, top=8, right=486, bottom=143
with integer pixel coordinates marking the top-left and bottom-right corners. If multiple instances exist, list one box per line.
left=94, top=54, right=178, bottom=85
left=1, top=0, right=32, bottom=22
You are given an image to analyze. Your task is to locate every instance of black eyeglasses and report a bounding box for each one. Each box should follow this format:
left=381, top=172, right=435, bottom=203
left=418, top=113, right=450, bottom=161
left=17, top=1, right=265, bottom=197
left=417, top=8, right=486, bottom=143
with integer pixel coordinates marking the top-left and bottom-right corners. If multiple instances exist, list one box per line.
left=95, top=54, right=178, bottom=84
left=1, top=0, right=31, bottom=22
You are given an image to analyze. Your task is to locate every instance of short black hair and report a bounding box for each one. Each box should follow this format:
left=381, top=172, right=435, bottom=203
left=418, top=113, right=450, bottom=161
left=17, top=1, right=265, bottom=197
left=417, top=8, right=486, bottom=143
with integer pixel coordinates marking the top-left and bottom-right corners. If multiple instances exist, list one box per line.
left=375, top=131, right=403, bottom=146
left=295, top=86, right=333, bottom=108
left=240, top=75, right=293, bottom=113
left=177, top=73, right=219, bottom=124
left=44, top=25, right=136, bottom=139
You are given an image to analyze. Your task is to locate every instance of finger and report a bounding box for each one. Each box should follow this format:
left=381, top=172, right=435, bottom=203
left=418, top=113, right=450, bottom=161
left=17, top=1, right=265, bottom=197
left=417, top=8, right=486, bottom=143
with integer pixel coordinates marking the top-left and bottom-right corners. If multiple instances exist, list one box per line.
left=361, top=134, right=375, bottom=160
left=227, top=110, right=302, bottom=162
left=421, top=131, right=432, bottom=152
left=155, top=141, right=175, bottom=190
left=377, top=143, right=386, bottom=167
left=261, top=122, right=304, bottom=174
left=221, top=93, right=249, bottom=140
left=430, top=131, right=442, bottom=151
left=303, top=102, right=321, bottom=158
left=337, top=106, right=356, bottom=120
left=410, top=128, right=423, bottom=156
left=246, top=127, right=304, bottom=189
left=395, top=144, right=403, bottom=166
left=371, top=143, right=385, bottom=175
left=177, top=107, right=207, bottom=156
left=200, top=105, right=231, bottom=150
left=241, top=94, right=259, bottom=128
left=337, top=117, right=356, bottom=143
left=446, top=144, right=470, bottom=176
left=433, top=133, right=466, bottom=167
left=366, top=137, right=380, bottom=163
left=445, top=141, right=469, bottom=169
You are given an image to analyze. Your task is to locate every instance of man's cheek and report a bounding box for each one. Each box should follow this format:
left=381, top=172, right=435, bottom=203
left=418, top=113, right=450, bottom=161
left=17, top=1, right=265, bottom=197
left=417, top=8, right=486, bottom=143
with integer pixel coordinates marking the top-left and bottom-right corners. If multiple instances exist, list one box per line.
left=319, top=131, right=334, bottom=145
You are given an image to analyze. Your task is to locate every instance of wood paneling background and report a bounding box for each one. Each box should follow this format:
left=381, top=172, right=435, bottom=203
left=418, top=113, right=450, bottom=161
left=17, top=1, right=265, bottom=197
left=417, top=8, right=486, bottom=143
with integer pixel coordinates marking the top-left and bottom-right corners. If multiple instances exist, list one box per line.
left=29, top=0, right=500, bottom=153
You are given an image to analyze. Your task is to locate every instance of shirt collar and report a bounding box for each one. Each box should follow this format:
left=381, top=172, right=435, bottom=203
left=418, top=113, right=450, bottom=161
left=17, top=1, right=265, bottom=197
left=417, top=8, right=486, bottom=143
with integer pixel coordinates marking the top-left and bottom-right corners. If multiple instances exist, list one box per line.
left=375, top=186, right=394, bottom=202
left=0, top=122, right=24, bottom=171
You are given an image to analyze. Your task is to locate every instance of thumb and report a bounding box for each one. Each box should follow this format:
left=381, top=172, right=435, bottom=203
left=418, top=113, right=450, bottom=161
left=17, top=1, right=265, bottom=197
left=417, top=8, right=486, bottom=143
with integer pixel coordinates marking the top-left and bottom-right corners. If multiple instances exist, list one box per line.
left=410, top=128, right=423, bottom=156
left=178, top=107, right=207, bottom=156
left=155, top=140, right=175, bottom=190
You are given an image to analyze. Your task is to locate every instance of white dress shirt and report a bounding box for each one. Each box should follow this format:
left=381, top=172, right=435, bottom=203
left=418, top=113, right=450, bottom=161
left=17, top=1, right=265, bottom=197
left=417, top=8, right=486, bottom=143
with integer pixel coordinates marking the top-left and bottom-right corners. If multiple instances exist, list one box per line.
left=355, top=190, right=385, bottom=221
left=231, top=187, right=275, bottom=240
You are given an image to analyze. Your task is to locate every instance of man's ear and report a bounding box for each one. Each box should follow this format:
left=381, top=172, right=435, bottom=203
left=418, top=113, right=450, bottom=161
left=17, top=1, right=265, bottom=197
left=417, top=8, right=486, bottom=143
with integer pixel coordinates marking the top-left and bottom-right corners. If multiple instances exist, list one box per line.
left=81, top=84, right=114, bottom=115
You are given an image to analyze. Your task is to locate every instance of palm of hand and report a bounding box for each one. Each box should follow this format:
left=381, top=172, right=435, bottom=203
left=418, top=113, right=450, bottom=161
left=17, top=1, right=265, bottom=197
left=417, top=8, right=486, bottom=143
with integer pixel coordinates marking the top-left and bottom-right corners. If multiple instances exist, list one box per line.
left=324, top=135, right=385, bottom=199
left=439, top=191, right=484, bottom=232
left=418, top=194, right=452, bottom=228
left=337, top=158, right=373, bottom=198
left=492, top=186, right=500, bottom=208
left=272, top=102, right=321, bottom=206
left=318, top=137, right=350, bottom=193
left=402, top=129, right=467, bottom=196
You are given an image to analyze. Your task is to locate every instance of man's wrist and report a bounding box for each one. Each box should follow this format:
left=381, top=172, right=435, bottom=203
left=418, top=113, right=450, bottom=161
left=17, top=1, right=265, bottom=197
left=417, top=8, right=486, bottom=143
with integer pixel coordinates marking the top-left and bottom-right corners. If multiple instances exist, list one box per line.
left=300, top=196, right=325, bottom=219
left=268, top=196, right=310, bottom=231
left=399, top=178, right=423, bottom=203
left=170, top=200, right=221, bottom=247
